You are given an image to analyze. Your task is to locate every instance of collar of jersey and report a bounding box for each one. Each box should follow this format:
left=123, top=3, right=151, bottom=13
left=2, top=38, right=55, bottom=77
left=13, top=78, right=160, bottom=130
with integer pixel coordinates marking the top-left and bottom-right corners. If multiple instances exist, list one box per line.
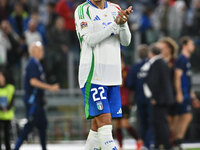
left=86, top=0, right=108, bottom=9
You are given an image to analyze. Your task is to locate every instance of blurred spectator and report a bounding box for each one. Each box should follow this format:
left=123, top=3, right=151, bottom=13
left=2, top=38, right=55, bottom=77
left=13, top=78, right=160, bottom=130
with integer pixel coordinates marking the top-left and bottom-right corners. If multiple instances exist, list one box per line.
left=193, top=0, right=200, bottom=35
left=0, top=68, right=15, bottom=150
left=46, top=17, right=69, bottom=87
left=168, top=1, right=186, bottom=40
left=114, top=57, right=142, bottom=150
left=19, top=0, right=30, bottom=13
left=0, top=21, right=11, bottom=65
left=158, top=37, right=178, bottom=144
left=0, top=20, right=26, bottom=88
left=30, top=12, right=46, bottom=44
left=25, top=19, right=42, bottom=47
left=56, top=0, right=75, bottom=31
left=155, top=0, right=172, bottom=36
left=46, top=2, right=58, bottom=30
left=56, top=0, right=77, bottom=47
left=0, top=20, right=22, bottom=67
left=143, top=45, right=173, bottom=150
left=9, top=2, right=29, bottom=38
left=127, top=45, right=154, bottom=149
left=139, top=6, right=153, bottom=44
left=0, top=0, right=12, bottom=23
left=155, top=0, right=186, bottom=39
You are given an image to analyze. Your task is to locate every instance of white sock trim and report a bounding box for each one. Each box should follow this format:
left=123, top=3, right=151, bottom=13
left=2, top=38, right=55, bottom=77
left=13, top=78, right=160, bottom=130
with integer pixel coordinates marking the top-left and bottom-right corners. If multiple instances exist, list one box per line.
left=98, top=125, right=117, bottom=150
left=98, top=125, right=112, bottom=132
left=85, top=130, right=100, bottom=150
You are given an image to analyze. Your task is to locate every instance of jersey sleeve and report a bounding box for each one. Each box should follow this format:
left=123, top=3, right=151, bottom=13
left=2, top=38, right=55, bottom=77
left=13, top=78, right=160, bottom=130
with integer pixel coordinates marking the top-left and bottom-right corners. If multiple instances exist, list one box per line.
left=110, top=3, right=131, bottom=46
left=75, top=4, right=120, bottom=47
left=119, top=22, right=131, bottom=46
left=74, top=6, right=92, bottom=38
left=175, top=57, right=185, bottom=70
left=27, top=62, right=40, bottom=80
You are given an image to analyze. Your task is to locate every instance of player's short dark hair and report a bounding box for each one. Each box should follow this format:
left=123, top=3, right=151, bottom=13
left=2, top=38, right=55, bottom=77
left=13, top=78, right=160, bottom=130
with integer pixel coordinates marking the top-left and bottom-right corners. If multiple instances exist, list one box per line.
left=137, top=44, right=149, bottom=59
left=149, top=44, right=161, bottom=55
left=180, top=36, right=192, bottom=48
left=159, top=37, right=178, bottom=58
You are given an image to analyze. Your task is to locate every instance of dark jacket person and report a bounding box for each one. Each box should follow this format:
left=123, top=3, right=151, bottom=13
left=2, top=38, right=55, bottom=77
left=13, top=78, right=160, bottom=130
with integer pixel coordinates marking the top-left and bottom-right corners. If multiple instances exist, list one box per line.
left=143, top=44, right=173, bottom=150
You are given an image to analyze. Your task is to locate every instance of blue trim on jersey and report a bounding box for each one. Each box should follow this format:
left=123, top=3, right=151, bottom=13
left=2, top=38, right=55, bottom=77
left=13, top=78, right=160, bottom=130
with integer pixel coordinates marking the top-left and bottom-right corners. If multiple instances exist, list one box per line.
left=28, top=89, right=37, bottom=104
left=27, top=89, right=38, bottom=119
left=86, top=0, right=108, bottom=9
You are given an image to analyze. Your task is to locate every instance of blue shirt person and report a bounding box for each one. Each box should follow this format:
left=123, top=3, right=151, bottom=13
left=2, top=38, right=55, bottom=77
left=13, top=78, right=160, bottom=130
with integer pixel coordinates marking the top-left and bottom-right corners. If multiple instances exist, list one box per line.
left=14, top=41, right=59, bottom=150
left=126, top=45, right=154, bottom=149
left=174, top=37, right=200, bottom=148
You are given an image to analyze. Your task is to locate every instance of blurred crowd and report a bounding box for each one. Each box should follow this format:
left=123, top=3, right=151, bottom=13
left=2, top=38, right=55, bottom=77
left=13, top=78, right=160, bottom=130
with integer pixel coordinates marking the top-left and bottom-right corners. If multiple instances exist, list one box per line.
left=120, top=36, right=200, bottom=150
left=0, top=0, right=200, bottom=149
left=0, top=0, right=200, bottom=89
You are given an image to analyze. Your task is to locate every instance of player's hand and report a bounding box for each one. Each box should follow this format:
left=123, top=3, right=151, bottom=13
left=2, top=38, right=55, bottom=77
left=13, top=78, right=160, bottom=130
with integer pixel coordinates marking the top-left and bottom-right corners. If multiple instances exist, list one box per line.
left=151, top=99, right=156, bottom=105
left=125, top=6, right=133, bottom=15
left=192, top=99, right=200, bottom=109
left=115, top=6, right=133, bottom=25
left=176, top=93, right=183, bottom=103
left=49, top=84, right=60, bottom=92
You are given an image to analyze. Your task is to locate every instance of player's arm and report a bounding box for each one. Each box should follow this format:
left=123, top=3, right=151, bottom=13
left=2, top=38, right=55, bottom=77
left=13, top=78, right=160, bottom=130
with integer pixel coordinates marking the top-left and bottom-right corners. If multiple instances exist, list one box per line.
left=175, top=68, right=183, bottom=103
left=75, top=7, right=120, bottom=47
left=28, top=63, right=59, bottom=92
left=116, top=6, right=133, bottom=46
left=119, top=22, right=131, bottom=46
left=84, top=23, right=119, bottom=47
left=191, top=90, right=200, bottom=108
left=30, top=78, right=59, bottom=92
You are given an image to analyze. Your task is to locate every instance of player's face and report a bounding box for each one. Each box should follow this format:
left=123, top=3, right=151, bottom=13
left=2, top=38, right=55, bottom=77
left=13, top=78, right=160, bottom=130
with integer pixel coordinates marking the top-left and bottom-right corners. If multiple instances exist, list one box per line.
left=158, top=42, right=171, bottom=58
left=36, top=46, right=44, bottom=60
left=187, top=40, right=195, bottom=54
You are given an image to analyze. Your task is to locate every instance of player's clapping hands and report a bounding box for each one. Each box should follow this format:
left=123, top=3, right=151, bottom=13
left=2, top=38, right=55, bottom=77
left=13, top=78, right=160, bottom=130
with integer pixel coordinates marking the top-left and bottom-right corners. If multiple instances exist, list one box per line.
left=115, top=6, right=133, bottom=25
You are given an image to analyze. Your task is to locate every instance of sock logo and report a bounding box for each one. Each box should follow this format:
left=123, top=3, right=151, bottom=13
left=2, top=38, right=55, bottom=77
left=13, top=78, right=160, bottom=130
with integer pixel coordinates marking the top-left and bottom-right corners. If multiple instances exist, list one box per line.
left=104, top=140, right=114, bottom=145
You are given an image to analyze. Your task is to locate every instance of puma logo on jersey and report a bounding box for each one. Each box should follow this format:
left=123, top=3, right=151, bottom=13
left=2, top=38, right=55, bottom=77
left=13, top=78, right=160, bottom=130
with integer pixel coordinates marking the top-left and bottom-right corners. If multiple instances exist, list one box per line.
left=117, top=108, right=122, bottom=114
left=94, top=15, right=101, bottom=21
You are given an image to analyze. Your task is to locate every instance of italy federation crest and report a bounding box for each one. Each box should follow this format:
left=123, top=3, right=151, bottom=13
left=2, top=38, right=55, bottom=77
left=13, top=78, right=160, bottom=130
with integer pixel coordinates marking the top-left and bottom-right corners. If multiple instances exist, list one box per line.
left=97, top=101, right=103, bottom=110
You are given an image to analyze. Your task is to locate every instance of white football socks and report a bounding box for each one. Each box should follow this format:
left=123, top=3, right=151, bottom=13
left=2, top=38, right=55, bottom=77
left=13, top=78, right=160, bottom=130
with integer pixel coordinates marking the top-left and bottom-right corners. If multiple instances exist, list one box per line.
left=98, top=125, right=117, bottom=150
left=85, top=130, right=100, bottom=150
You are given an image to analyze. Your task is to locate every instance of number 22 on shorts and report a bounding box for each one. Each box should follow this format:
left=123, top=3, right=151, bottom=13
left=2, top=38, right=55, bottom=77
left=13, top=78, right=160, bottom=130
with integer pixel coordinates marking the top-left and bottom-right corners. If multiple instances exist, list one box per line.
left=91, top=87, right=107, bottom=102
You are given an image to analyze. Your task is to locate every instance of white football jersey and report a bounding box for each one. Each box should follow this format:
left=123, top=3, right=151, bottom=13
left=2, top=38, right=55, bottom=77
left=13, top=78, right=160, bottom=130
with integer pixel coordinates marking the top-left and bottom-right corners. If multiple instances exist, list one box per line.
left=75, top=0, right=131, bottom=88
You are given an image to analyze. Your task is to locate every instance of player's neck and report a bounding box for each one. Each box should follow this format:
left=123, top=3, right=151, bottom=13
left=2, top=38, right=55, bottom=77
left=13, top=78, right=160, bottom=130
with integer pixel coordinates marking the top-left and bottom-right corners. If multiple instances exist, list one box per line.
left=91, top=0, right=105, bottom=9
left=163, top=55, right=171, bottom=62
left=182, top=49, right=191, bottom=58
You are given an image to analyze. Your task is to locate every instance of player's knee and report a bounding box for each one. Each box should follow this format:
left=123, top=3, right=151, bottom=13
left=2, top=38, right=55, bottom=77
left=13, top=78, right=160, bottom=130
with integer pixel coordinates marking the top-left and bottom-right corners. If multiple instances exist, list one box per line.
left=91, top=119, right=98, bottom=132
left=95, top=113, right=112, bottom=128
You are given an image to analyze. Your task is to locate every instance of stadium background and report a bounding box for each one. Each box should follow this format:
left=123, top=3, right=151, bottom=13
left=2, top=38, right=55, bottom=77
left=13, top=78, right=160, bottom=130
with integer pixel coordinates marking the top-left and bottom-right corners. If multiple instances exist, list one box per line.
left=0, top=0, right=200, bottom=149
